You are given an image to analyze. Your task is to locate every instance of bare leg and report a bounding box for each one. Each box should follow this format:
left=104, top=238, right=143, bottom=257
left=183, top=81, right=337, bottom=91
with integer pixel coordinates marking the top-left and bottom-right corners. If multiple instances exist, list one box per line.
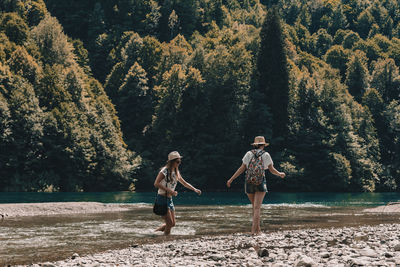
left=246, top=193, right=255, bottom=234
left=164, top=209, right=176, bottom=235
left=253, top=191, right=266, bottom=235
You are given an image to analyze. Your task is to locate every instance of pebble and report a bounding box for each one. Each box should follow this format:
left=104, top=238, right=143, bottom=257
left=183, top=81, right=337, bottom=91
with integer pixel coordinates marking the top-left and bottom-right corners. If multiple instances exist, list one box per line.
left=15, top=223, right=400, bottom=267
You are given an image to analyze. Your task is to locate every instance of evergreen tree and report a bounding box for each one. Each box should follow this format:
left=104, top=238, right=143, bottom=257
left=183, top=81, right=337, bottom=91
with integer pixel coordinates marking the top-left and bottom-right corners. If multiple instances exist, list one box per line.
left=370, top=58, right=400, bottom=102
left=252, top=7, right=289, bottom=148
left=31, top=15, right=75, bottom=66
left=345, top=50, right=370, bottom=102
left=324, top=45, right=349, bottom=81
left=356, top=10, right=374, bottom=39
left=117, top=62, right=152, bottom=152
left=0, top=12, right=29, bottom=45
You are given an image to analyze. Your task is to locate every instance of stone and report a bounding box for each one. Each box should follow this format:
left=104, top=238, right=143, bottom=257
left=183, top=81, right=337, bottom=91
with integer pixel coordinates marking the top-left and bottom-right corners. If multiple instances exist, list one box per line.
left=71, top=253, right=79, bottom=259
left=209, top=254, right=225, bottom=261
left=385, top=252, right=394, bottom=258
left=295, top=256, right=316, bottom=267
left=257, top=248, right=269, bottom=257
left=346, top=258, right=371, bottom=266
left=394, top=243, right=400, bottom=251
left=321, top=252, right=330, bottom=258
left=327, top=239, right=338, bottom=247
left=354, top=235, right=369, bottom=242
left=359, top=248, right=378, bottom=258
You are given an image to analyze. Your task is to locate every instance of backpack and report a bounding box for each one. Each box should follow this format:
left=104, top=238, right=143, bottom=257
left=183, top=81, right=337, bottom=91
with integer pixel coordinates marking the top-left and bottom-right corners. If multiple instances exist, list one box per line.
left=245, top=150, right=265, bottom=185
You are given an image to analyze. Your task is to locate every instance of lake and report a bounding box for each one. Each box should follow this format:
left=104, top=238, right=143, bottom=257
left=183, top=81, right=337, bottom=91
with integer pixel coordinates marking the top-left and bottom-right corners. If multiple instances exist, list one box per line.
left=1, top=192, right=400, bottom=265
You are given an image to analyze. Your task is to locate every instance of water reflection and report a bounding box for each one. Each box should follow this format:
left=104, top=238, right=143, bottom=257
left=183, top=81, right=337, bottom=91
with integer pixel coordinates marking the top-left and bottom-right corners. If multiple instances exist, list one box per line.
left=1, top=203, right=400, bottom=266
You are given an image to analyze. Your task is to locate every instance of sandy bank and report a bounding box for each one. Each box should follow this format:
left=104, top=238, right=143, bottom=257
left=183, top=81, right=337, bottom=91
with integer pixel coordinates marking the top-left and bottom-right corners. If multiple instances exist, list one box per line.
left=364, top=203, right=400, bottom=213
left=0, top=202, right=132, bottom=217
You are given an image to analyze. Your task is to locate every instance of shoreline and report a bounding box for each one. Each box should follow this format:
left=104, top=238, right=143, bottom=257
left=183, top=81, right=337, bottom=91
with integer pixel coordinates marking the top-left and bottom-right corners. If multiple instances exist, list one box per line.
left=2, top=201, right=400, bottom=218
left=0, top=202, right=133, bottom=218
left=20, top=223, right=400, bottom=267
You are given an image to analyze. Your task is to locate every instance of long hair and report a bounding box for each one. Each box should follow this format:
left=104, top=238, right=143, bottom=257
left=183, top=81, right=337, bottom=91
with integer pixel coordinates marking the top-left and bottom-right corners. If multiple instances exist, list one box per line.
left=164, top=159, right=180, bottom=182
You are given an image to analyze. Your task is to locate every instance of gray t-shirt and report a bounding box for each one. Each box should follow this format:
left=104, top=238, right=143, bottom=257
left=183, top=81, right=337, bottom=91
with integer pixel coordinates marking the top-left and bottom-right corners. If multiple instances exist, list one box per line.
left=242, top=149, right=273, bottom=170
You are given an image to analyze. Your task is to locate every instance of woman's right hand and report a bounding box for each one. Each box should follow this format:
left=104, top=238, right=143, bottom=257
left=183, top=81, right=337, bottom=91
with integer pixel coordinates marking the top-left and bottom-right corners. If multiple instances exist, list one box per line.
left=168, top=189, right=178, bottom=197
left=226, top=179, right=232, bottom=188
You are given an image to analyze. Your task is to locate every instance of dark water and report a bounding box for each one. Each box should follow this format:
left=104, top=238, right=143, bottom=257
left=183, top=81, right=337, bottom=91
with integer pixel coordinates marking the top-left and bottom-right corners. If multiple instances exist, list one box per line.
left=1, top=192, right=400, bottom=266
left=2, top=191, right=400, bottom=206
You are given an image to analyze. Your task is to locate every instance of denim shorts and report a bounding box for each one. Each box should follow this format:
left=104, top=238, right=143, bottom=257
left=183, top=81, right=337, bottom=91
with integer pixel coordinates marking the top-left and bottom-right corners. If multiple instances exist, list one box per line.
left=245, top=179, right=268, bottom=194
left=156, top=194, right=175, bottom=211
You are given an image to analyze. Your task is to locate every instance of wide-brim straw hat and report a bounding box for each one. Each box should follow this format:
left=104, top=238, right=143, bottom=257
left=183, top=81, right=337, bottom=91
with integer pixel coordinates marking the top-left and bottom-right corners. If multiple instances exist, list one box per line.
left=251, top=136, right=269, bottom=146
left=168, top=151, right=183, bottom=161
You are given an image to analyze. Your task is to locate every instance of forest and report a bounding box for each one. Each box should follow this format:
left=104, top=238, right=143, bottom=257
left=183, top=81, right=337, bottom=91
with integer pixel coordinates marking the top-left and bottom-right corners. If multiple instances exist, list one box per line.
left=0, top=0, right=399, bottom=192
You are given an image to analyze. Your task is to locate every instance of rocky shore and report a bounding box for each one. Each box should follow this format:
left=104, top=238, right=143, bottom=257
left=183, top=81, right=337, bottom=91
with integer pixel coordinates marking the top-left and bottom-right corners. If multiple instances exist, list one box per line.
left=25, top=223, right=400, bottom=267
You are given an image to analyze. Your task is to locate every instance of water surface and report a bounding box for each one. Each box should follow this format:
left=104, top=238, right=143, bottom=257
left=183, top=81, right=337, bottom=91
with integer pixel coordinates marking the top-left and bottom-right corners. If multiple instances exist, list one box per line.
left=1, top=192, right=400, bottom=265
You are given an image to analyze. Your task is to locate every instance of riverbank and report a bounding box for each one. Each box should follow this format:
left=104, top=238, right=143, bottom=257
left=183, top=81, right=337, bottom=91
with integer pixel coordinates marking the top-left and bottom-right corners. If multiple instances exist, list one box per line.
left=2, top=202, right=400, bottom=218
left=21, top=223, right=400, bottom=267
left=0, top=202, right=132, bottom=218
left=4, top=202, right=400, bottom=266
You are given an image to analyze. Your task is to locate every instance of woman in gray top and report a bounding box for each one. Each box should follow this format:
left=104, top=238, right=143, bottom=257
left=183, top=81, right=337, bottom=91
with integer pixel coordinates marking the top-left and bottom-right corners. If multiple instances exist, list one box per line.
left=227, top=136, right=285, bottom=235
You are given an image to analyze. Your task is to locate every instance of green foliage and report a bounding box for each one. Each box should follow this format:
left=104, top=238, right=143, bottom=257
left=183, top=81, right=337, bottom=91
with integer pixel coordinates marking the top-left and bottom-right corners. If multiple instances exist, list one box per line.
left=0, top=12, right=29, bottom=45
left=2, top=0, right=400, bottom=192
left=0, top=7, right=139, bottom=192
left=254, top=7, right=289, bottom=145
left=324, top=45, right=349, bottom=80
left=7, top=46, right=41, bottom=84
left=117, top=62, right=152, bottom=151
left=345, top=50, right=369, bottom=102
left=342, top=31, right=361, bottom=49
left=370, top=58, right=400, bottom=102
left=30, top=15, right=74, bottom=66
left=356, top=9, right=374, bottom=38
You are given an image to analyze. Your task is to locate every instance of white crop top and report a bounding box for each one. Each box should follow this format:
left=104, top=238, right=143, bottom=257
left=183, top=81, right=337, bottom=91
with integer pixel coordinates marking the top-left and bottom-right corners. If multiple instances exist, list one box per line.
left=157, top=167, right=178, bottom=195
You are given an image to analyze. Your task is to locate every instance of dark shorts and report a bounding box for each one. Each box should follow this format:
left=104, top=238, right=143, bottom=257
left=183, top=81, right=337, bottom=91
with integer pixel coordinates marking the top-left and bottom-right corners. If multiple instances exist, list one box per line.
left=245, top=180, right=268, bottom=194
left=156, top=194, right=175, bottom=211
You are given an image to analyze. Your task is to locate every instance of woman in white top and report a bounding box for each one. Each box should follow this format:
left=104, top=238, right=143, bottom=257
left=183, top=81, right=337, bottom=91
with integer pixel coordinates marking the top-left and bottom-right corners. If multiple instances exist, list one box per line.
left=154, top=151, right=201, bottom=235
left=227, top=136, right=285, bottom=235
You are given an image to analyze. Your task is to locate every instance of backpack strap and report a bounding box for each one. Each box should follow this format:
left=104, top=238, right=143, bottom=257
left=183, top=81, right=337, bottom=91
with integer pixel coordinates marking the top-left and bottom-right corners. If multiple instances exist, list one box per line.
left=251, top=149, right=265, bottom=158
left=251, top=149, right=265, bottom=169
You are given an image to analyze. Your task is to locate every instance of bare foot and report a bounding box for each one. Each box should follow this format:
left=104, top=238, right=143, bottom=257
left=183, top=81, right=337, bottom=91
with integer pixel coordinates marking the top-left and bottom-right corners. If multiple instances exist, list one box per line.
left=155, top=224, right=166, bottom=232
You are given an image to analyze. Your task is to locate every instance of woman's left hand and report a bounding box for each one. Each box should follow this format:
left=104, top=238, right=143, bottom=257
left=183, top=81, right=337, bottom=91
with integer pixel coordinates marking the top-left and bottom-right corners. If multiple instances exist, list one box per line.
left=195, top=189, right=202, bottom=195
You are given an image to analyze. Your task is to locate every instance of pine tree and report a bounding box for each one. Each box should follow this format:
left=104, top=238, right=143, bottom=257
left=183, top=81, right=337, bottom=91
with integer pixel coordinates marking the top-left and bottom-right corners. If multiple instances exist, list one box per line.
left=117, top=62, right=152, bottom=152
left=253, top=7, right=289, bottom=148
left=370, top=58, right=400, bottom=102
left=345, top=50, right=370, bottom=102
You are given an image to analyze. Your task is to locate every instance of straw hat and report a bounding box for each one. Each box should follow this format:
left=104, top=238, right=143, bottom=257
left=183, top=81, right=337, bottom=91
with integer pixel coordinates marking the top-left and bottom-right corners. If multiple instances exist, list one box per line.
left=251, top=136, right=269, bottom=146
left=168, top=151, right=183, bottom=161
